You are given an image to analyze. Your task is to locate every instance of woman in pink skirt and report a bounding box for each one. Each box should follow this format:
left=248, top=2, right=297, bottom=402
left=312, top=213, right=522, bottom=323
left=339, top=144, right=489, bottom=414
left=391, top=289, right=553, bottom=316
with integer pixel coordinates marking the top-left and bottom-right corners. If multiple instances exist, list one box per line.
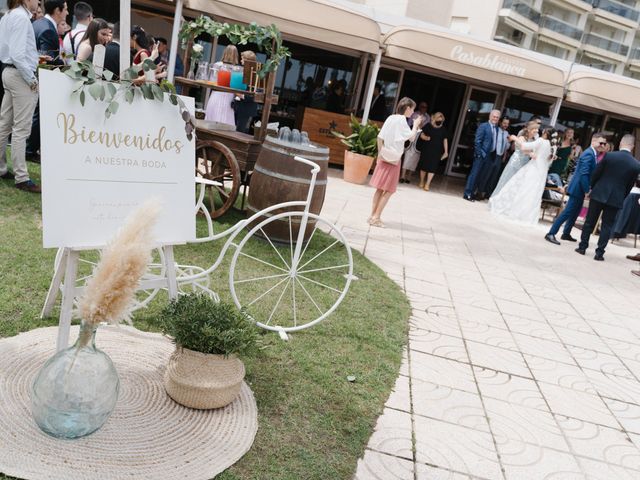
left=369, top=97, right=423, bottom=227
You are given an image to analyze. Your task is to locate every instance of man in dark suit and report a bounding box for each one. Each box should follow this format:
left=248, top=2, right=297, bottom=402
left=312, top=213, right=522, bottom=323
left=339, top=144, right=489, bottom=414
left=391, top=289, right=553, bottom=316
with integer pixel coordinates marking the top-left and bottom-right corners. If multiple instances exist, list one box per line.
left=154, top=36, right=184, bottom=77
left=545, top=132, right=608, bottom=245
left=31, top=1, right=67, bottom=63
left=27, top=0, right=67, bottom=162
left=576, top=134, right=640, bottom=261
left=103, top=21, right=120, bottom=79
left=463, top=109, right=500, bottom=201
left=477, top=115, right=510, bottom=199
left=368, top=84, right=387, bottom=122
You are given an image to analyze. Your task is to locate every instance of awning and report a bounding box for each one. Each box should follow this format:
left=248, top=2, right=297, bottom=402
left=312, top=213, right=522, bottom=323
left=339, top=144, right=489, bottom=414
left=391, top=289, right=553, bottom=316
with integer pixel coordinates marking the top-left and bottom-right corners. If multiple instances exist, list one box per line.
left=382, top=27, right=567, bottom=98
left=565, top=66, right=640, bottom=120
left=182, top=0, right=382, bottom=54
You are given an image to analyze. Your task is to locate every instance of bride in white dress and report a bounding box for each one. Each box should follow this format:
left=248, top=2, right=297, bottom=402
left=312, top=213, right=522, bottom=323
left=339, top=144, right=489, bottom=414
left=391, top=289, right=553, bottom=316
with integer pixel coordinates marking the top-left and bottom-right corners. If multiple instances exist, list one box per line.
left=489, top=128, right=558, bottom=225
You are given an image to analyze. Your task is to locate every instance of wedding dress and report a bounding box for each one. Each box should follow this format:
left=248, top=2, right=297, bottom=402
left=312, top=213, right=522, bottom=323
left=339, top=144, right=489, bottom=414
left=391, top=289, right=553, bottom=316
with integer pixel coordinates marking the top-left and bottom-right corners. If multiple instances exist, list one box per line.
left=492, top=143, right=530, bottom=197
left=489, top=137, right=553, bottom=225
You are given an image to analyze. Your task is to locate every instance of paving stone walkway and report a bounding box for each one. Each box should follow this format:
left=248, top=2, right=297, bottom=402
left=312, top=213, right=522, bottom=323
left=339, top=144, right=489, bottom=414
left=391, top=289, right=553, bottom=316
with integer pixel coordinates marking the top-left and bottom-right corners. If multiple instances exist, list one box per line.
left=321, top=171, right=640, bottom=480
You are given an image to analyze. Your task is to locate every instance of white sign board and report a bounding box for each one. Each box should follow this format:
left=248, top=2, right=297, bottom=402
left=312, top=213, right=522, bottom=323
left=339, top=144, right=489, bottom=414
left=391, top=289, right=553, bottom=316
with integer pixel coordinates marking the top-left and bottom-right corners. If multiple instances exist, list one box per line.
left=39, top=69, right=196, bottom=248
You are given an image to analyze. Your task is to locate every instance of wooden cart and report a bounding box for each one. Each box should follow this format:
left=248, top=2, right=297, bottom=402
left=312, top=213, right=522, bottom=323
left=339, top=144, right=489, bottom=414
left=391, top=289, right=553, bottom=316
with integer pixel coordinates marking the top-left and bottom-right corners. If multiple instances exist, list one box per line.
left=175, top=49, right=279, bottom=219
left=192, top=120, right=262, bottom=217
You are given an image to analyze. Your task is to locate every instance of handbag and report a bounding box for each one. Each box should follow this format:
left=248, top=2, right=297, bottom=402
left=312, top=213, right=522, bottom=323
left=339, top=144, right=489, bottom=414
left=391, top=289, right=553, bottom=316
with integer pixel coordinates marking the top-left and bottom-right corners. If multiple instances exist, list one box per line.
left=379, top=145, right=402, bottom=165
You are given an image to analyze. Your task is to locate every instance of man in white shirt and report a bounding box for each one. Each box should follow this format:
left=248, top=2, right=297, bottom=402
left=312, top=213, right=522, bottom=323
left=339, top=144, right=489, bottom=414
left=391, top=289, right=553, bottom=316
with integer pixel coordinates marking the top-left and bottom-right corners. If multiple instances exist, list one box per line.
left=0, top=0, right=41, bottom=192
left=25, top=0, right=67, bottom=164
left=62, top=1, right=93, bottom=61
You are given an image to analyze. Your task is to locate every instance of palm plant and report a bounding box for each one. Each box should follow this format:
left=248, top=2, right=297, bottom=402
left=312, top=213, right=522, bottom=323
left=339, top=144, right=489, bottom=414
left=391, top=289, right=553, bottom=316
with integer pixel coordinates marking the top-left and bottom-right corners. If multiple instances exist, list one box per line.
left=332, top=115, right=380, bottom=158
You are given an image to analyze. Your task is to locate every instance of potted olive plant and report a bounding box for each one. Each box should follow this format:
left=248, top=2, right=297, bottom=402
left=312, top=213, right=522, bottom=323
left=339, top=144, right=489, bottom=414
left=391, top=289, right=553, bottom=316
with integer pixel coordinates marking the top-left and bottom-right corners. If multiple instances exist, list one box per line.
left=160, top=293, right=258, bottom=409
left=332, top=115, right=380, bottom=184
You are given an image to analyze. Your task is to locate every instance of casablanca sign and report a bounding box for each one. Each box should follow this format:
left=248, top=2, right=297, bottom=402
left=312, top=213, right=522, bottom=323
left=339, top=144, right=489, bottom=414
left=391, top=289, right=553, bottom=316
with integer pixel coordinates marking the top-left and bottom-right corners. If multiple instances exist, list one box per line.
left=39, top=69, right=196, bottom=248
left=450, top=45, right=527, bottom=77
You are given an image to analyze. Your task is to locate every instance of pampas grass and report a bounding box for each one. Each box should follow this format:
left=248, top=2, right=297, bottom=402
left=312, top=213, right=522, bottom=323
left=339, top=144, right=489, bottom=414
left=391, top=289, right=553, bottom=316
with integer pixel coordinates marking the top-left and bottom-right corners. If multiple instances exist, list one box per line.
left=77, top=200, right=160, bottom=347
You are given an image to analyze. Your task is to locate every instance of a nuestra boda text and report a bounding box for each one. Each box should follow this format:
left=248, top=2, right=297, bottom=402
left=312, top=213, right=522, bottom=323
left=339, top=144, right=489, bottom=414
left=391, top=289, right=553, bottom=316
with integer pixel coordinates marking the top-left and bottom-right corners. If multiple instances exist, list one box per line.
left=83, top=155, right=167, bottom=169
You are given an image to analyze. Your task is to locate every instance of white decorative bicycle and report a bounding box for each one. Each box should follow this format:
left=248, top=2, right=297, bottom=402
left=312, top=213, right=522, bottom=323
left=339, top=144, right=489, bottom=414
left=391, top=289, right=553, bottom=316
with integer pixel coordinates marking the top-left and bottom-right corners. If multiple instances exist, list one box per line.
left=44, top=156, right=354, bottom=346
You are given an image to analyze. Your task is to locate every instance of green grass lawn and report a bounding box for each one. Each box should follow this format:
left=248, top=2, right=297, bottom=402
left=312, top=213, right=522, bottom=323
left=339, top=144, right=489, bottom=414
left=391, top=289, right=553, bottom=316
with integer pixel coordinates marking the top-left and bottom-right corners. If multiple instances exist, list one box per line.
left=0, top=162, right=410, bottom=480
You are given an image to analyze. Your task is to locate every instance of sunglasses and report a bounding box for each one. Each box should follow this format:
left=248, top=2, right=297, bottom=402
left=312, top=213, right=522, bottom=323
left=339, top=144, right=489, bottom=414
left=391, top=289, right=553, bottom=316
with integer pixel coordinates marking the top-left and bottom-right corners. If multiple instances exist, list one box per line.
left=598, top=142, right=608, bottom=146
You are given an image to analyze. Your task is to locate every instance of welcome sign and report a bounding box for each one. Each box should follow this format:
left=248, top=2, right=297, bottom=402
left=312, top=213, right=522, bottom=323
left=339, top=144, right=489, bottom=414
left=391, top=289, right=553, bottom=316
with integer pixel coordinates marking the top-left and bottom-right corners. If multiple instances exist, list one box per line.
left=39, top=69, right=196, bottom=248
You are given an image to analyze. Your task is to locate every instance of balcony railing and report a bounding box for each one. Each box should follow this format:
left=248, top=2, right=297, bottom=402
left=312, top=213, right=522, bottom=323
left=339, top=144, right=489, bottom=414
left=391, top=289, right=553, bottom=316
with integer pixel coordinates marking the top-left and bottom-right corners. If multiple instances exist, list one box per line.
left=611, top=0, right=638, bottom=7
left=592, top=0, right=640, bottom=22
left=583, top=32, right=630, bottom=55
left=630, top=47, right=640, bottom=60
left=540, top=15, right=583, bottom=40
left=502, top=0, right=542, bottom=23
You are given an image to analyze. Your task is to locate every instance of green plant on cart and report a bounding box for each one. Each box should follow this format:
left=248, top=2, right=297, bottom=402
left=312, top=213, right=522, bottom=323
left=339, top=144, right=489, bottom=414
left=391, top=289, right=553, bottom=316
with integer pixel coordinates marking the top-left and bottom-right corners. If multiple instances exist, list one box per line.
left=59, top=59, right=195, bottom=140
left=179, top=17, right=291, bottom=77
left=331, top=114, right=380, bottom=157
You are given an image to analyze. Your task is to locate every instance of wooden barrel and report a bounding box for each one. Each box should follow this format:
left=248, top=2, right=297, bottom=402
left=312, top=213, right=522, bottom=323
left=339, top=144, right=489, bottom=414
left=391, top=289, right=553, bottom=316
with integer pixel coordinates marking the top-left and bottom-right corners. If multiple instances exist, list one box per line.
left=247, top=136, right=329, bottom=243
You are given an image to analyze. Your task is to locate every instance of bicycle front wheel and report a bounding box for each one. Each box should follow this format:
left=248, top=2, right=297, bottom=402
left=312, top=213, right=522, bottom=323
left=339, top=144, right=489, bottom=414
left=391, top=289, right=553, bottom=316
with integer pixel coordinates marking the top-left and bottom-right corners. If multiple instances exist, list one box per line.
left=229, top=212, right=353, bottom=332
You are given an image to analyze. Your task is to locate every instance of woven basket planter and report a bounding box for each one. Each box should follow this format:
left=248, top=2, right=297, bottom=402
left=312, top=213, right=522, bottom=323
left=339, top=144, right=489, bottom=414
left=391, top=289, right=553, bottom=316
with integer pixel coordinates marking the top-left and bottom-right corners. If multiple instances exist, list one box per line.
left=164, top=347, right=245, bottom=409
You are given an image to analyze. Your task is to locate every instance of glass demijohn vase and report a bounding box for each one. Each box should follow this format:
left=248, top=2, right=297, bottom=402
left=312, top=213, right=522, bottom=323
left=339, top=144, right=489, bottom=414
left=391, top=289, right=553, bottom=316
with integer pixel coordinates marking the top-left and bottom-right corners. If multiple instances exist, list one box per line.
left=31, top=322, right=120, bottom=439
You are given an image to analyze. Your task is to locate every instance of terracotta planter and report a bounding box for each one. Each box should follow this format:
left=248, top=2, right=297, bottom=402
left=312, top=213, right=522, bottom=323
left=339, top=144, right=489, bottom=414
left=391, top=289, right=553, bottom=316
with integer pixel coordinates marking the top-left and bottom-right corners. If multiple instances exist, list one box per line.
left=343, top=151, right=374, bottom=184
left=164, top=347, right=245, bottom=409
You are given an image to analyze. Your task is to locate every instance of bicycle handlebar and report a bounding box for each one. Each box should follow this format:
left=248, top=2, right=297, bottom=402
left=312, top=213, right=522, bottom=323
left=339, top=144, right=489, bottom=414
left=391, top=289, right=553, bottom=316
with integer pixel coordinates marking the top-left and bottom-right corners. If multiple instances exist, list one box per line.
left=195, top=177, right=222, bottom=186
left=293, top=155, right=320, bottom=174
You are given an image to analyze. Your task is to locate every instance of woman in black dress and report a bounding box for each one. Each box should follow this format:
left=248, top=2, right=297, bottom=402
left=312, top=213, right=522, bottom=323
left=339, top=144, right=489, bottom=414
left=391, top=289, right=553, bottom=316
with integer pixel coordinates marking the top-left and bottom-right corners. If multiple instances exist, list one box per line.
left=418, top=112, right=448, bottom=191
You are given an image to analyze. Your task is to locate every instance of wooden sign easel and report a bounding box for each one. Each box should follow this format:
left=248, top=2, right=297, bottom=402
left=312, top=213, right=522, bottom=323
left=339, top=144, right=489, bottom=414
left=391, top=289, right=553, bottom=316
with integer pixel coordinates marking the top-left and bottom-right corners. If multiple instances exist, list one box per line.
left=41, top=245, right=179, bottom=351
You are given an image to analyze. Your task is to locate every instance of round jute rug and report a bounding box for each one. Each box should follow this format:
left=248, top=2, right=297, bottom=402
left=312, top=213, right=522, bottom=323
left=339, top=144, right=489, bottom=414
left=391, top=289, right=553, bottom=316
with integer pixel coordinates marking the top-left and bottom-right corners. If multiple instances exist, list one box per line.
left=0, top=325, right=258, bottom=480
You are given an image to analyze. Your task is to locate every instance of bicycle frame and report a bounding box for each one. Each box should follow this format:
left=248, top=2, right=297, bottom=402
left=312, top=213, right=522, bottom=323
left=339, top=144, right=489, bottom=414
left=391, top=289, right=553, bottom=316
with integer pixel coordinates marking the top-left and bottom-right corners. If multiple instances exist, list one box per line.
left=178, top=155, right=321, bottom=285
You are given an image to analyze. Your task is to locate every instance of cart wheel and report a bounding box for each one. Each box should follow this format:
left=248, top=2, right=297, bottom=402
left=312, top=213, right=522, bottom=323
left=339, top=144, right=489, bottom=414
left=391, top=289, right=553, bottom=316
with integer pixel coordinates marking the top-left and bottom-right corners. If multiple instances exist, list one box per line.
left=58, top=247, right=165, bottom=312
left=229, top=212, right=353, bottom=332
left=195, top=140, right=241, bottom=219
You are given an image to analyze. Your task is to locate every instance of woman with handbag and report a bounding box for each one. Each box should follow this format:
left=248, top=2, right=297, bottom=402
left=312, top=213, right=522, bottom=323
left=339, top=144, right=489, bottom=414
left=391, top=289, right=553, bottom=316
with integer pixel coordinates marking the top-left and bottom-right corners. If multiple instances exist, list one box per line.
left=368, top=97, right=422, bottom=228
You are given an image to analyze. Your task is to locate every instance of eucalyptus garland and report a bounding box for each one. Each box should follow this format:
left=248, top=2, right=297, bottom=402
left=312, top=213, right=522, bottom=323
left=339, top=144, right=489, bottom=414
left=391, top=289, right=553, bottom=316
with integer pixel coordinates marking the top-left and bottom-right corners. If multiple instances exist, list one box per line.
left=179, top=16, right=290, bottom=76
left=62, top=59, right=195, bottom=140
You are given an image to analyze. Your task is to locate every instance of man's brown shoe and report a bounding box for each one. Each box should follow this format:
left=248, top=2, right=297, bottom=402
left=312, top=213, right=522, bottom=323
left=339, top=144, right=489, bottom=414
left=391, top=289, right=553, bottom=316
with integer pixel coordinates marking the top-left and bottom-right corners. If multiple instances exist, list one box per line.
left=16, top=180, right=41, bottom=193
left=632, top=270, right=640, bottom=277
left=627, top=253, right=640, bottom=262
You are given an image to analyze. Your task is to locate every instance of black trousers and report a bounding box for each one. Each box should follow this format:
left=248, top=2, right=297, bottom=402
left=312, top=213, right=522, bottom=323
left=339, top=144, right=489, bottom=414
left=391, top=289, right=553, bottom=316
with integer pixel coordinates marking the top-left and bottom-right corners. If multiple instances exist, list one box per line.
left=26, top=100, right=40, bottom=156
left=476, top=152, right=501, bottom=196
left=578, top=198, right=619, bottom=257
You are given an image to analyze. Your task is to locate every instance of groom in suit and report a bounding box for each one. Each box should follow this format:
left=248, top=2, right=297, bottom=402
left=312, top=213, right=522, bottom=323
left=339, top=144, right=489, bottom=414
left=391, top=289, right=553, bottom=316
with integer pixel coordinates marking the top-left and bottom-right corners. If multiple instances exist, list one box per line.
left=576, top=134, right=640, bottom=261
left=545, top=132, right=607, bottom=245
left=477, top=115, right=510, bottom=199
left=463, top=109, right=501, bottom=201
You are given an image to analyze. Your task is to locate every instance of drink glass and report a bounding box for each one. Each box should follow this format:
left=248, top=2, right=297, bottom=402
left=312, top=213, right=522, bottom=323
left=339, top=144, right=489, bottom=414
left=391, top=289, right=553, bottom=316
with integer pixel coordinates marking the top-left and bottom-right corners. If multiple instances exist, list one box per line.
left=208, top=64, right=219, bottom=85
left=217, top=64, right=231, bottom=87
left=195, top=61, right=209, bottom=81
left=229, top=65, right=245, bottom=90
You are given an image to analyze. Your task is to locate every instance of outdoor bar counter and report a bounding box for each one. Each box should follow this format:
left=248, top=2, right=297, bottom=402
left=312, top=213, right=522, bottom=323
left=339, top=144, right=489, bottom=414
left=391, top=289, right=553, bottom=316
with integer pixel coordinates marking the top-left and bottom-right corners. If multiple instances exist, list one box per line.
left=301, top=108, right=382, bottom=166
